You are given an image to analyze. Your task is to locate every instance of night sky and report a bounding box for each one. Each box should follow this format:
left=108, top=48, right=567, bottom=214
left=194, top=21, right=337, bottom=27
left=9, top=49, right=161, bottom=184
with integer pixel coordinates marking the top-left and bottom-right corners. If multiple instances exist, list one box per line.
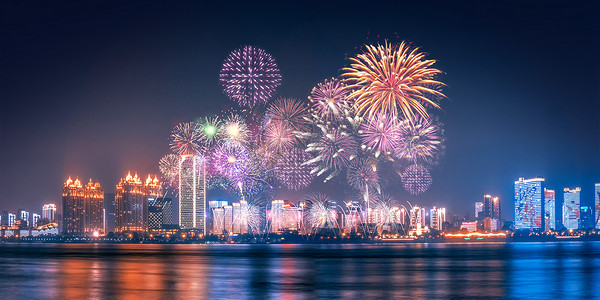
left=2, top=0, right=598, bottom=220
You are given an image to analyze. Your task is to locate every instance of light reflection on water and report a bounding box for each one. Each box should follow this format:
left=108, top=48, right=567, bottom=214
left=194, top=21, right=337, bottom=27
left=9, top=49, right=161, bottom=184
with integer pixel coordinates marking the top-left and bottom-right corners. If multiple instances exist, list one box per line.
left=1, top=242, right=599, bottom=299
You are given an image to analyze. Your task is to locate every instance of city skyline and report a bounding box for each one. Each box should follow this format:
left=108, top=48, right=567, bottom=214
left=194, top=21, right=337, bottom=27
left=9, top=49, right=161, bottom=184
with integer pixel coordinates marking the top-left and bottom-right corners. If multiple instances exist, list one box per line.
left=1, top=1, right=599, bottom=220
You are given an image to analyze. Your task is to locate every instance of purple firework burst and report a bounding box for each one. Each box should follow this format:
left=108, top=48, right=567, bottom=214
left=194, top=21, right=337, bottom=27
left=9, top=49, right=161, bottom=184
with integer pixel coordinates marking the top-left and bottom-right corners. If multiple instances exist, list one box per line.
left=170, top=122, right=204, bottom=155
left=347, top=158, right=380, bottom=194
left=397, top=115, right=443, bottom=164
left=219, top=46, right=282, bottom=107
left=359, top=113, right=402, bottom=158
left=308, top=78, right=351, bottom=123
left=401, top=164, right=432, bottom=195
left=212, top=143, right=250, bottom=182
left=264, top=97, right=310, bottom=152
left=275, top=147, right=315, bottom=190
left=305, top=128, right=358, bottom=181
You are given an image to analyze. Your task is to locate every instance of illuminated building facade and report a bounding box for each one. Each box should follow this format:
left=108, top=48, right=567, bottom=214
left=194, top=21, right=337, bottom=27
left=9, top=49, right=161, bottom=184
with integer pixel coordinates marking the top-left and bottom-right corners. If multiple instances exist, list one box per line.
left=562, top=187, right=581, bottom=230
left=224, top=205, right=233, bottom=233
left=514, top=177, right=545, bottom=230
left=282, top=203, right=302, bottom=231
left=1, top=211, right=17, bottom=227
left=42, top=204, right=57, bottom=221
left=212, top=207, right=225, bottom=234
left=269, top=200, right=284, bottom=233
left=32, top=213, right=40, bottom=228
left=179, top=155, right=206, bottom=232
left=62, top=177, right=85, bottom=234
left=460, top=221, right=477, bottom=232
left=430, top=207, right=446, bottom=231
left=149, top=197, right=173, bottom=230
left=18, top=210, right=29, bottom=228
left=483, top=195, right=500, bottom=220
left=410, top=206, right=424, bottom=235
left=84, top=179, right=104, bottom=234
left=596, top=183, right=600, bottom=229
left=475, top=202, right=483, bottom=219
left=115, top=172, right=160, bottom=233
left=544, top=189, right=556, bottom=230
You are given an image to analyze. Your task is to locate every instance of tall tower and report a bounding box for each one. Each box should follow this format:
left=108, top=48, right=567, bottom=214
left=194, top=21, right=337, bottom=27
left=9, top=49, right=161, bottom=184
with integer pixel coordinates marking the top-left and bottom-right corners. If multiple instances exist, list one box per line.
left=563, top=187, right=581, bottom=230
left=595, top=183, right=600, bottom=229
left=84, top=179, right=104, bottom=234
left=544, top=189, right=556, bottom=230
left=179, top=155, right=206, bottom=232
left=115, top=172, right=146, bottom=233
left=514, top=177, right=545, bottom=231
left=42, top=204, right=57, bottom=222
left=62, top=177, right=85, bottom=235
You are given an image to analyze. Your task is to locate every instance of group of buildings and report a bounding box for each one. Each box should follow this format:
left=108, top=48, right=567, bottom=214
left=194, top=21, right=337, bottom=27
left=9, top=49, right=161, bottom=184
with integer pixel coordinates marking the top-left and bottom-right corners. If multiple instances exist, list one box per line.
left=513, top=178, right=600, bottom=231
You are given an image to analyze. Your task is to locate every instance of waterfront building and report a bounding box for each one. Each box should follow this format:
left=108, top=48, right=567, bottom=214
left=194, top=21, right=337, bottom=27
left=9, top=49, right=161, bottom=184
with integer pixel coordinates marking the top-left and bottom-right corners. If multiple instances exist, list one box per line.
left=514, top=177, right=545, bottom=230
left=483, top=195, right=500, bottom=220
left=1, top=211, right=17, bottom=227
left=430, top=207, right=446, bottom=231
left=17, top=210, right=29, bottom=228
left=475, top=202, right=483, bottom=219
left=84, top=179, right=104, bottom=235
left=115, top=172, right=160, bottom=233
left=62, top=177, right=85, bottom=234
left=32, top=213, right=40, bottom=228
left=270, top=200, right=284, bottom=233
left=563, top=187, right=581, bottom=230
left=212, top=207, right=225, bottom=234
left=224, top=205, right=233, bottom=233
left=595, top=183, right=600, bottom=229
left=179, top=154, right=206, bottom=232
left=544, top=189, right=556, bottom=230
left=42, top=204, right=57, bottom=221
left=460, top=221, right=477, bottom=232
left=282, top=203, right=302, bottom=231
left=149, top=197, right=173, bottom=230
left=410, top=206, right=423, bottom=235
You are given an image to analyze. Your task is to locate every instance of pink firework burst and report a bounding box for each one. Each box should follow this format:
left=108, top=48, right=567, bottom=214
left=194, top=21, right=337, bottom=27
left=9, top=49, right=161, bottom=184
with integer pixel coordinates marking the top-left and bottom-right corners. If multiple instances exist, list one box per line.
left=263, top=97, right=310, bottom=152
left=219, top=46, right=282, bottom=107
left=275, top=147, right=315, bottom=190
left=308, top=78, right=351, bottom=123
left=305, top=128, right=358, bottom=181
left=359, top=113, right=402, bottom=158
left=212, top=143, right=251, bottom=182
left=397, top=115, right=443, bottom=164
left=401, top=164, right=432, bottom=195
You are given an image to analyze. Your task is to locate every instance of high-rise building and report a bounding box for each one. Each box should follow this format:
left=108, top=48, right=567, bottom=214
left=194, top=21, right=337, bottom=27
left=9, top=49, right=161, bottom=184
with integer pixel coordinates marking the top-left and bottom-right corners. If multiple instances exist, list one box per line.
left=544, top=189, right=556, bottom=230
left=212, top=207, right=225, bottom=234
left=475, top=202, right=484, bottom=219
left=17, top=209, right=30, bottom=228
left=282, top=203, right=302, bottom=231
left=62, top=177, right=85, bottom=234
left=1, top=211, right=17, bottom=227
left=115, top=172, right=160, bottom=233
left=224, top=205, right=233, bottom=233
left=84, top=179, right=104, bottom=234
left=149, top=197, right=173, bottom=230
left=429, top=207, right=446, bottom=231
left=483, top=195, right=500, bottom=220
left=410, top=206, right=423, bottom=235
left=514, top=177, right=545, bottom=230
left=42, top=204, right=57, bottom=221
left=563, top=187, right=581, bottom=230
left=595, top=183, right=600, bottom=229
left=32, top=213, right=41, bottom=228
left=270, top=200, right=284, bottom=233
left=179, top=154, right=206, bottom=232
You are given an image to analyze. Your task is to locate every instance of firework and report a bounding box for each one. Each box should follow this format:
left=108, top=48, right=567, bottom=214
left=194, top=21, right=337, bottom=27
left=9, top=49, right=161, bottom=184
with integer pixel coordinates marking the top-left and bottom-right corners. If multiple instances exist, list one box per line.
left=347, top=158, right=380, bottom=194
left=359, top=113, right=401, bottom=158
left=304, top=126, right=358, bottom=182
left=159, top=154, right=180, bottom=183
left=219, top=45, right=282, bottom=107
left=401, top=164, right=432, bottom=195
left=308, top=78, right=352, bottom=124
left=265, top=97, right=310, bottom=132
left=212, top=143, right=250, bottom=182
left=303, top=193, right=337, bottom=231
left=170, top=122, right=204, bottom=155
left=274, top=147, right=315, bottom=190
left=396, top=115, right=443, bottom=164
left=195, top=116, right=221, bottom=147
left=232, top=201, right=263, bottom=234
left=222, top=114, right=250, bottom=146
left=263, top=122, right=295, bottom=153
left=342, top=41, right=445, bottom=121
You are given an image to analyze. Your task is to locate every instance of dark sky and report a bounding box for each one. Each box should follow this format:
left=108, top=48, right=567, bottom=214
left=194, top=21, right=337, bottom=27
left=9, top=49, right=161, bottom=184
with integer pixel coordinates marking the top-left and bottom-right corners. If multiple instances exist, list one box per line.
left=2, top=0, right=599, bottom=220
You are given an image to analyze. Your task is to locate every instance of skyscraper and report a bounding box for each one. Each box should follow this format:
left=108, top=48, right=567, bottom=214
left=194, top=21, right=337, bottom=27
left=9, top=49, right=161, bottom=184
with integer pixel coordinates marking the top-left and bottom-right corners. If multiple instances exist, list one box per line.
left=429, top=207, right=446, bottom=231
left=42, top=204, right=57, bottom=221
left=544, top=189, right=556, bottom=230
left=149, top=197, right=173, bottom=230
left=475, top=202, right=483, bottom=219
left=62, top=177, right=85, bottom=235
left=483, top=195, right=500, bottom=220
left=84, top=179, right=104, bottom=234
left=563, top=187, right=581, bottom=230
left=594, top=183, right=600, bottom=229
left=270, top=200, right=284, bottom=233
left=514, top=177, right=545, bottom=230
left=32, top=214, right=41, bottom=228
left=179, top=154, right=206, bottom=232
left=115, top=172, right=159, bottom=233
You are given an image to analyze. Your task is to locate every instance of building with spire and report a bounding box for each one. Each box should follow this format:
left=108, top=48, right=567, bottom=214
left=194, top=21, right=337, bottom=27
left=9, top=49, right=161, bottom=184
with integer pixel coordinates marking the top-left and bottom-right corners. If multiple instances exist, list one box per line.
left=62, top=177, right=85, bottom=235
left=84, top=179, right=104, bottom=235
left=62, top=177, right=105, bottom=236
left=114, top=172, right=160, bottom=233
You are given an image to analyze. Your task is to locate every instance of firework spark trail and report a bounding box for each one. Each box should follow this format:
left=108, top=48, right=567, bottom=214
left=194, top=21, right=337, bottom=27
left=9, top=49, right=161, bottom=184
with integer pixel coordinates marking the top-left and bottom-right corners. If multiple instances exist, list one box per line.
left=401, top=164, right=432, bottom=195
left=263, top=97, right=310, bottom=153
left=303, top=193, right=338, bottom=234
left=359, top=112, right=402, bottom=158
left=347, top=158, right=380, bottom=195
left=195, top=116, right=222, bottom=147
left=308, top=78, right=352, bottom=124
left=303, top=125, right=358, bottom=182
left=170, top=122, right=204, bottom=155
left=342, top=41, right=445, bottom=121
left=396, top=115, right=443, bottom=164
left=220, top=45, right=282, bottom=107
left=159, top=154, right=180, bottom=184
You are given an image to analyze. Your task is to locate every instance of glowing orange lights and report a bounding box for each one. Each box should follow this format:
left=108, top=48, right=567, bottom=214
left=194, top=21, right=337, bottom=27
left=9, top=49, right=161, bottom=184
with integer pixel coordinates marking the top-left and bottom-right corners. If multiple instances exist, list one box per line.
left=445, top=232, right=507, bottom=238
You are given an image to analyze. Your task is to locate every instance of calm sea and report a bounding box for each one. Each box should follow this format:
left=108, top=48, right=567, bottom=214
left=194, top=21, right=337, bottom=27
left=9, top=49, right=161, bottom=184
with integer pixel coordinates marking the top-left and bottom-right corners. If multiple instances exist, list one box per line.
left=0, top=242, right=599, bottom=299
